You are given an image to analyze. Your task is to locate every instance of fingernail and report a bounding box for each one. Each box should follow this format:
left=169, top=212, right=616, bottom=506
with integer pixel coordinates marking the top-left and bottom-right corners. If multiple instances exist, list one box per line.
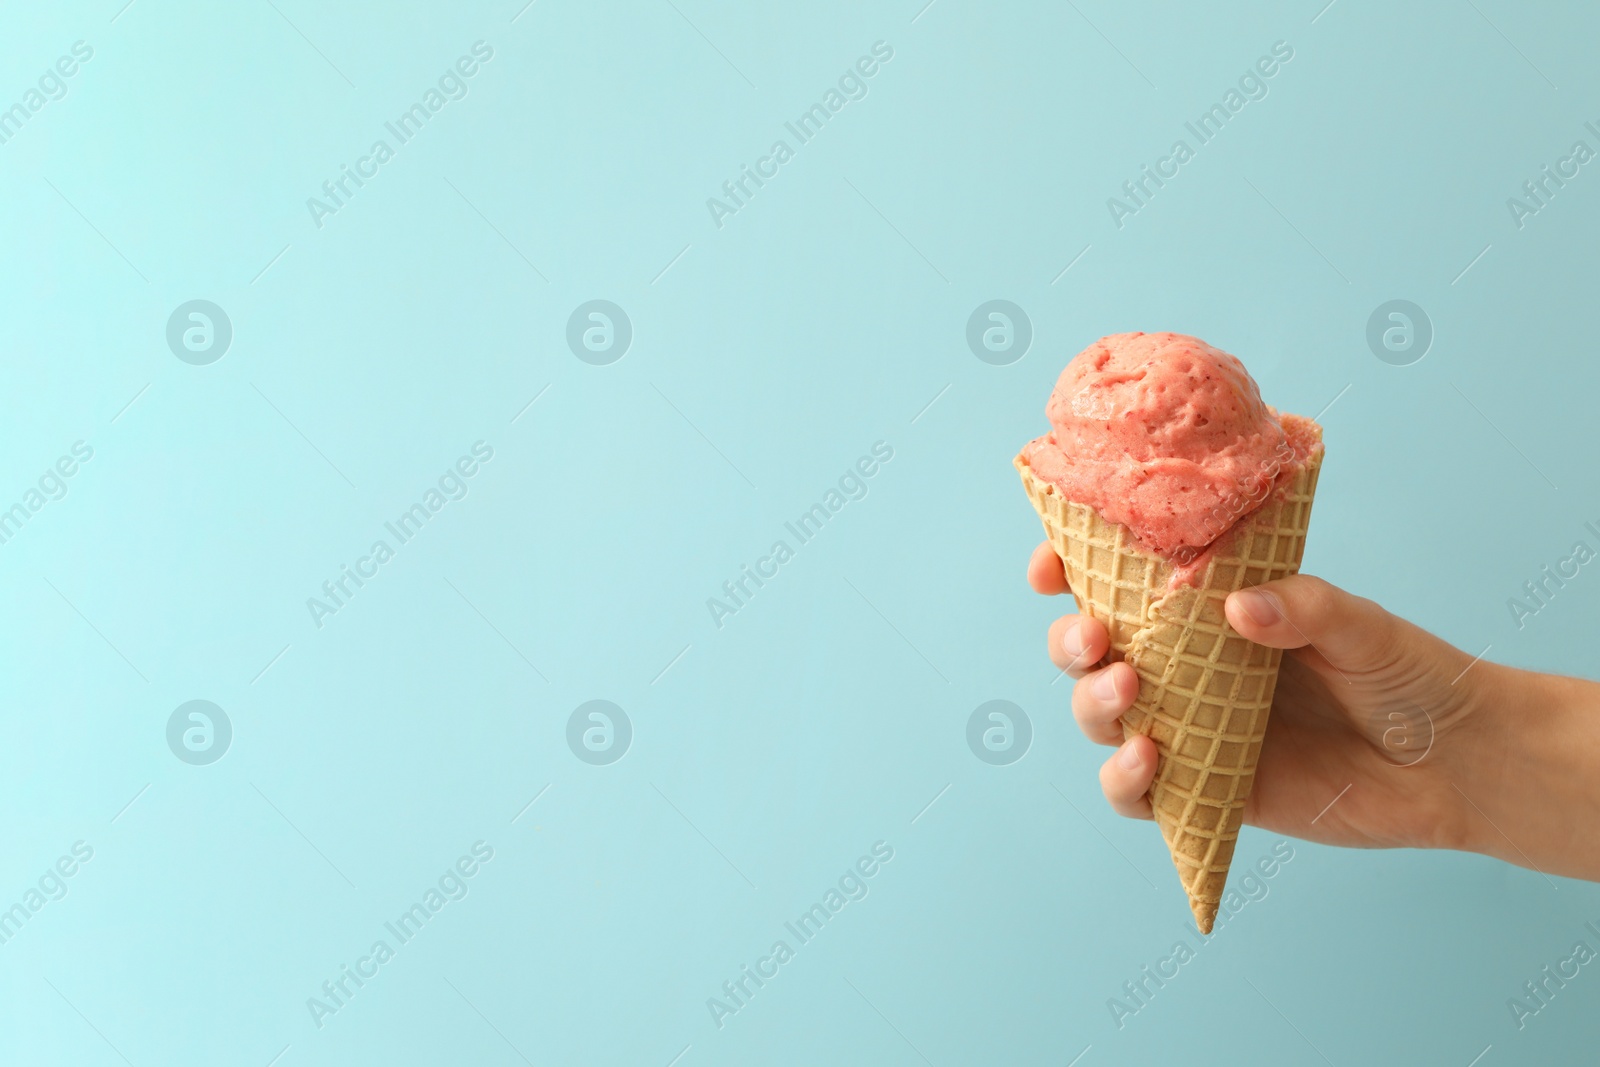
left=1092, top=669, right=1119, bottom=701
left=1234, top=588, right=1282, bottom=627
left=1118, top=742, right=1142, bottom=770
left=1061, top=622, right=1088, bottom=662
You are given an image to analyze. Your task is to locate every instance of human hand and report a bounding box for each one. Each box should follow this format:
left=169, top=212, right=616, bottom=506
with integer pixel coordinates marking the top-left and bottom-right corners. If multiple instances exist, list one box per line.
left=1027, top=541, right=1595, bottom=870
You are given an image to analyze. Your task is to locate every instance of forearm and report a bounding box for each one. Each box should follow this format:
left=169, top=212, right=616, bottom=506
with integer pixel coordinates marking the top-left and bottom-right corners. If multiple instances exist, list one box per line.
left=1447, top=664, right=1600, bottom=881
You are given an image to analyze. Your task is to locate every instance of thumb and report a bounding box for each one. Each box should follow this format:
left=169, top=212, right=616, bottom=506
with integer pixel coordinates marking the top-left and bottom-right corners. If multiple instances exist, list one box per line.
left=1224, top=574, right=1399, bottom=674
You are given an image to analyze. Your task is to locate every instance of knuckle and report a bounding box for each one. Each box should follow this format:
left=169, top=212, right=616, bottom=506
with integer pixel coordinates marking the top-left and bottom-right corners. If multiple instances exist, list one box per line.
left=1096, top=760, right=1119, bottom=794
left=1071, top=684, right=1099, bottom=723
left=1288, top=575, right=1339, bottom=626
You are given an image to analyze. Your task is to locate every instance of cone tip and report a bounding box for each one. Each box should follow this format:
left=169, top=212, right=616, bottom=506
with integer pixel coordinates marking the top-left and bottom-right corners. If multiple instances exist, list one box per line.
left=1191, top=897, right=1218, bottom=935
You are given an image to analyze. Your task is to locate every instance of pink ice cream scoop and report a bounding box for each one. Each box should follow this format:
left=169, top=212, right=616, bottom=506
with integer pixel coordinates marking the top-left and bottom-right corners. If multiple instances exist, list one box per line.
left=1021, top=332, right=1321, bottom=580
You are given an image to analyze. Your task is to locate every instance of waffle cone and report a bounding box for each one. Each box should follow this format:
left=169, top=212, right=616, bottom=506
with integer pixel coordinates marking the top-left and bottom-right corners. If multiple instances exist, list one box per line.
left=1017, top=438, right=1322, bottom=933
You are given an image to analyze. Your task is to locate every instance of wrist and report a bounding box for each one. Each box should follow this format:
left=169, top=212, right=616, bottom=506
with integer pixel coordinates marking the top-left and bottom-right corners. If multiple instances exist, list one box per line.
left=1445, top=663, right=1600, bottom=875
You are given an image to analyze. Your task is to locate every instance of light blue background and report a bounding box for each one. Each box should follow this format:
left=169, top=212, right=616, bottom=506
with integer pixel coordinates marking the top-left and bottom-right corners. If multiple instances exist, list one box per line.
left=3, top=1, right=1599, bottom=1063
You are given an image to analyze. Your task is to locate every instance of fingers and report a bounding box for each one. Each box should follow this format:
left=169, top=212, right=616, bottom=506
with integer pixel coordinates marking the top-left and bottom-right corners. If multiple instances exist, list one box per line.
left=1027, top=541, right=1071, bottom=596
left=1098, top=734, right=1156, bottom=819
left=1048, top=614, right=1109, bottom=676
left=1034, top=538, right=1151, bottom=820
left=1224, top=574, right=1398, bottom=673
left=1071, top=661, right=1138, bottom=745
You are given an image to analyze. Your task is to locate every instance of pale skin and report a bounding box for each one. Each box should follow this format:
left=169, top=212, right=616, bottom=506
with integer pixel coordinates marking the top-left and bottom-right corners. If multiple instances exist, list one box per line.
left=1028, top=541, right=1600, bottom=882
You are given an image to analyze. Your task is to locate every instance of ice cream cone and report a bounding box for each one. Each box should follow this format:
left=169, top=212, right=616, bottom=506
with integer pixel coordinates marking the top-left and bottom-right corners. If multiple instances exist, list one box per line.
left=1016, top=436, right=1322, bottom=933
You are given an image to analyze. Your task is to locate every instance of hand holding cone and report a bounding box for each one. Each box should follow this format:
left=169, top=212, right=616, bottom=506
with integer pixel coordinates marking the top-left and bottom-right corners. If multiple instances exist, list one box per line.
left=1017, top=437, right=1322, bottom=932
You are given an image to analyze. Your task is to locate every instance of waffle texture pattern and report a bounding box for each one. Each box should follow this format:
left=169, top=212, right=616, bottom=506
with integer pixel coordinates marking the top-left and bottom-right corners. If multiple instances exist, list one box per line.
left=1017, top=438, right=1322, bottom=932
